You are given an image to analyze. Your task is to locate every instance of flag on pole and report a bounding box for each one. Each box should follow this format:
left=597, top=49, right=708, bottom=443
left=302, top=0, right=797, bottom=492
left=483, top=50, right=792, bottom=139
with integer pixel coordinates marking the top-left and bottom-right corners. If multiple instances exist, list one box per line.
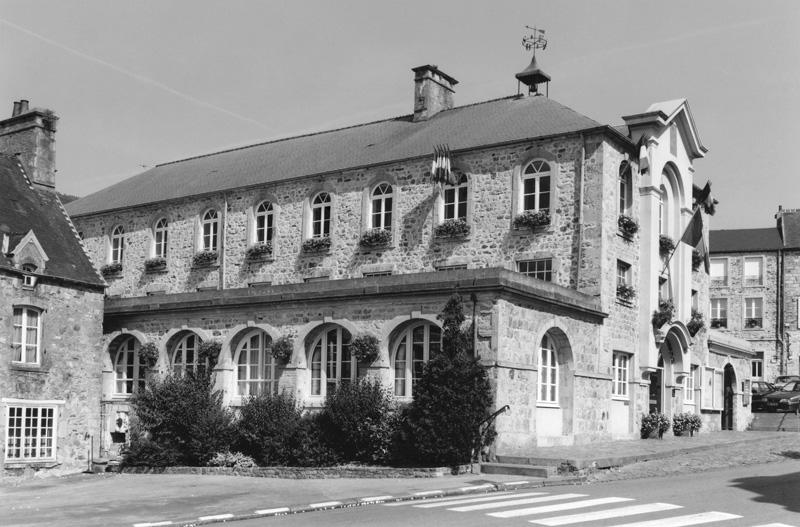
left=430, top=145, right=455, bottom=186
left=679, top=207, right=710, bottom=273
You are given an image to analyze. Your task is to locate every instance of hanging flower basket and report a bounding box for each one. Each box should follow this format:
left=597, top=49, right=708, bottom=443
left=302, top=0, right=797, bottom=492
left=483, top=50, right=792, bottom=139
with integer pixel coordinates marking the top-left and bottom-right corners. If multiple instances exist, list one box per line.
left=101, top=262, right=123, bottom=277
left=641, top=412, right=671, bottom=439
left=138, top=342, right=159, bottom=369
left=192, top=250, right=218, bottom=267
left=513, top=209, right=551, bottom=231
left=350, top=334, right=380, bottom=364
left=359, top=228, right=392, bottom=249
left=246, top=242, right=273, bottom=261
left=144, top=257, right=167, bottom=272
left=686, top=309, right=705, bottom=336
left=651, top=300, right=675, bottom=329
left=616, top=284, right=636, bottom=301
left=618, top=215, right=639, bottom=239
left=659, top=235, right=676, bottom=259
left=434, top=218, right=470, bottom=239
left=301, top=237, right=331, bottom=253
left=673, top=412, right=702, bottom=437
left=271, top=336, right=293, bottom=363
left=198, top=340, right=221, bottom=370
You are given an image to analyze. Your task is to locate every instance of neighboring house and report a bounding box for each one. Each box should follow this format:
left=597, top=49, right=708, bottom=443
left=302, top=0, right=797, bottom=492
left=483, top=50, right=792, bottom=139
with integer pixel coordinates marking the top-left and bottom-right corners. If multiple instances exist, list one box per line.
left=66, top=58, right=752, bottom=459
left=710, top=207, right=800, bottom=384
left=0, top=101, right=106, bottom=477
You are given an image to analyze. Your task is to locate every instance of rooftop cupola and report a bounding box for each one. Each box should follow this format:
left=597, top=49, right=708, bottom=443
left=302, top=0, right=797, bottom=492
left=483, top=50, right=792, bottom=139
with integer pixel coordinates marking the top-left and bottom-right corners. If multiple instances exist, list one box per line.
left=516, top=26, right=550, bottom=96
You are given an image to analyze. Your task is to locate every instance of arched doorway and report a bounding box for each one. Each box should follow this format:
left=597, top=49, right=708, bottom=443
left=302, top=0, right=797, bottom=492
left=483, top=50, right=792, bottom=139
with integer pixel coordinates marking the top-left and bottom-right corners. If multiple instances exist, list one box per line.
left=722, top=364, right=736, bottom=430
left=649, top=355, right=664, bottom=414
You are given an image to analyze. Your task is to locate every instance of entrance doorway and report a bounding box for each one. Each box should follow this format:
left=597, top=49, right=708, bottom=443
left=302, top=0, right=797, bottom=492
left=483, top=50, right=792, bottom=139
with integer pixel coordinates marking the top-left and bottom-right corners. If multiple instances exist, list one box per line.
left=722, top=364, right=735, bottom=430
left=649, top=356, right=664, bottom=414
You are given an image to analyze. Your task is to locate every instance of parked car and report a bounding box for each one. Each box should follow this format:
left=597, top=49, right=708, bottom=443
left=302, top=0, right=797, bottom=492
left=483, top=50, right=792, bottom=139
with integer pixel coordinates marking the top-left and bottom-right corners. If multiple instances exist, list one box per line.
left=774, top=375, right=800, bottom=385
left=751, top=381, right=776, bottom=412
left=762, top=380, right=800, bottom=413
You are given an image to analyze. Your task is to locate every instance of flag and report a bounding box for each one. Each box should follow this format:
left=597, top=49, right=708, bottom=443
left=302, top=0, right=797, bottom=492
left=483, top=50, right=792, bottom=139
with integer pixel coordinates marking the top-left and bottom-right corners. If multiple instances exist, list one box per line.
left=679, top=207, right=710, bottom=273
left=430, top=144, right=455, bottom=186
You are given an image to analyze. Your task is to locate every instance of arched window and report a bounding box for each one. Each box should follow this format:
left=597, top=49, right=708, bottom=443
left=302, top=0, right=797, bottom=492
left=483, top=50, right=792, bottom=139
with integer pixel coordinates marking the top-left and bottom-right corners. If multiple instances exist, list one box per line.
left=234, top=330, right=279, bottom=397
left=12, top=306, right=41, bottom=364
left=659, top=185, right=668, bottom=236
left=392, top=322, right=441, bottom=397
left=538, top=334, right=558, bottom=404
left=113, top=336, right=145, bottom=395
left=443, top=174, right=468, bottom=221
left=371, top=183, right=393, bottom=230
left=201, top=210, right=219, bottom=251
left=310, top=326, right=353, bottom=396
left=619, top=162, right=632, bottom=216
left=171, top=333, right=201, bottom=376
left=153, top=218, right=168, bottom=259
left=311, top=193, right=332, bottom=238
left=110, top=225, right=124, bottom=264
left=254, top=201, right=274, bottom=245
left=522, top=160, right=551, bottom=212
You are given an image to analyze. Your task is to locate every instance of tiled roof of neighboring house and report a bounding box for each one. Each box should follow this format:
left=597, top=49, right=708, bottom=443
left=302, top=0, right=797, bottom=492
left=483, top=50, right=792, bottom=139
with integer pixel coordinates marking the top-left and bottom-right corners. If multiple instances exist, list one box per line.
left=709, top=228, right=783, bottom=253
left=0, top=155, right=104, bottom=287
left=777, top=209, right=800, bottom=249
left=66, top=95, right=626, bottom=216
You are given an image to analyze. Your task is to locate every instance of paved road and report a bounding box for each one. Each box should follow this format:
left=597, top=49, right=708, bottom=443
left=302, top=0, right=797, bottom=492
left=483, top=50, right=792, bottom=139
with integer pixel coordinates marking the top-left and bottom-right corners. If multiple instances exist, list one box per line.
left=246, top=461, right=800, bottom=527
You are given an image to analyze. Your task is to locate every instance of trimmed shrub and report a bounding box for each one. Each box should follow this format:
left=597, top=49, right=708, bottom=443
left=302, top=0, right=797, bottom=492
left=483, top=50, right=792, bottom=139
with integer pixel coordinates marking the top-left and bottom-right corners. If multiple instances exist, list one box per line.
left=120, top=436, right=180, bottom=468
left=192, top=250, right=218, bottom=267
left=433, top=218, right=470, bottom=239
left=207, top=451, right=257, bottom=468
left=302, top=237, right=331, bottom=253
left=359, top=228, right=392, bottom=248
left=234, top=392, right=303, bottom=466
left=513, top=209, right=551, bottom=230
left=290, top=413, right=339, bottom=467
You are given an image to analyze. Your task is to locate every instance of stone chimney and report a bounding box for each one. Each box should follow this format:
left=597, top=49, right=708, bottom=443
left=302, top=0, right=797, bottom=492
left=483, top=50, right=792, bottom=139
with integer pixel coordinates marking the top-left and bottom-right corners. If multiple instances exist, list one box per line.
left=0, top=100, right=58, bottom=192
left=412, top=65, right=458, bottom=122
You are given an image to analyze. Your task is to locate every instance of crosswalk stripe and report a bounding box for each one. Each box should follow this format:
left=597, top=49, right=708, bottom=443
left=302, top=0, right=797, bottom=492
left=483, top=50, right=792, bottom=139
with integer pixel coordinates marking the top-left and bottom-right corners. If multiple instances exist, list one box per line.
left=488, top=497, right=633, bottom=518
left=415, top=492, right=545, bottom=508
left=605, top=511, right=741, bottom=527
left=751, top=524, right=798, bottom=527
left=383, top=491, right=514, bottom=506
left=530, top=502, right=683, bottom=526
left=449, top=493, right=587, bottom=512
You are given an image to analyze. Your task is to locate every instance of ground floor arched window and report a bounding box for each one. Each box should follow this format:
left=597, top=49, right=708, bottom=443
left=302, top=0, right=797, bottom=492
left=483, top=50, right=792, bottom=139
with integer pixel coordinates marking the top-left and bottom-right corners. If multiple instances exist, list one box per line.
left=234, top=330, right=279, bottom=396
left=113, top=336, right=145, bottom=395
left=310, top=326, right=353, bottom=396
left=392, top=322, right=441, bottom=397
left=170, top=332, right=202, bottom=376
left=538, top=334, right=558, bottom=404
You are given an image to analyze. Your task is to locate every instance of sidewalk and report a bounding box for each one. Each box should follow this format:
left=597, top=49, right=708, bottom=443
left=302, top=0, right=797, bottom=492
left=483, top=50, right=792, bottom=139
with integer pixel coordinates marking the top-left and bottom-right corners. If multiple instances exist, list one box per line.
left=1, top=430, right=797, bottom=527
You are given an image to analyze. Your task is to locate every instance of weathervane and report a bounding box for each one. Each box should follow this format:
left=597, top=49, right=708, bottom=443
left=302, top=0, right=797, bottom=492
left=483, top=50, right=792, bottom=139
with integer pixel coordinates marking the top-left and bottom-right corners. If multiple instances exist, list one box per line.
left=522, top=26, right=547, bottom=56
left=516, top=26, right=551, bottom=97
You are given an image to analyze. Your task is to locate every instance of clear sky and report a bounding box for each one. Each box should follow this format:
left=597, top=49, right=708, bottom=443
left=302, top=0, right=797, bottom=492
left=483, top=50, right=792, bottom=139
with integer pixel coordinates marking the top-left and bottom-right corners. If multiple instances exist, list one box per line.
left=2, top=0, right=798, bottom=230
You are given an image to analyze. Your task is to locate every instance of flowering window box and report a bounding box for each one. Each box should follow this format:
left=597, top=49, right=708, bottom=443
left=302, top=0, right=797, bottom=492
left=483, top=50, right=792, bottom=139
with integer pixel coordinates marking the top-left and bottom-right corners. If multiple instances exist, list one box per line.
left=513, top=210, right=551, bottom=232
left=618, top=215, right=639, bottom=240
left=246, top=242, right=273, bottom=262
left=144, top=257, right=167, bottom=273
left=192, top=250, right=219, bottom=268
left=359, top=228, right=392, bottom=249
left=659, top=235, right=676, bottom=259
left=101, top=262, right=123, bottom=277
left=434, top=218, right=470, bottom=240
left=302, top=237, right=331, bottom=254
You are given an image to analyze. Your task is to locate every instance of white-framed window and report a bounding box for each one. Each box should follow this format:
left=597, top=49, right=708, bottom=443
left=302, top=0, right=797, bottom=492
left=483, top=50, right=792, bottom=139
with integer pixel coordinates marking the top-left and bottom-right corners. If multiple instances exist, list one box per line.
left=751, top=354, right=763, bottom=379
left=658, top=187, right=665, bottom=235
left=710, top=258, right=728, bottom=285
left=311, top=192, right=332, bottom=238
left=685, top=365, right=697, bottom=404
left=153, top=218, right=168, bottom=259
left=234, top=330, right=279, bottom=397
left=201, top=210, right=219, bottom=252
left=310, top=326, right=353, bottom=397
left=522, top=160, right=551, bottom=213
left=21, top=263, right=37, bottom=288
left=744, top=257, right=763, bottom=286
left=171, top=333, right=201, bottom=376
left=370, top=183, right=393, bottom=230
left=113, top=336, right=145, bottom=395
left=4, top=403, right=57, bottom=461
left=12, top=307, right=42, bottom=365
left=744, top=297, right=763, bottom=329
left=442, top=174, right=468, bottom=221
left=612, top=352, right=630, bottom=398
left=254, top=201, right=274, bottom=245
left=393, top=322, right=441, bottom=397
left=619, top=162, right=632, bottom=215
left=110, top=225, right=124, bottom=264
left=710, top=298, right=728, bottom=328
left=701, top=366, right=724, bottom=411
left=518, top=259, right=553, bottom=281
left=617, top=260, right=631, bottom=288
left=538, top=334, right=558, bottom=404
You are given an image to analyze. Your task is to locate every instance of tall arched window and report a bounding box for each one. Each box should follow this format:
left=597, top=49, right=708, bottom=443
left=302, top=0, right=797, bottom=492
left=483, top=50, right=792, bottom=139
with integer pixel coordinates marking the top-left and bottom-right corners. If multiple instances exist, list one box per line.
left=153, top=218, right=168, bottom=258
left=371, top=183, right=393, bottom=230
left=254, top=201, right=274, bottom=245
left=201, top=210, right=219, bottom=251
left=234, top=330, right=279, bottom=397
left=538, top=334, right=558, bottom=404
left=443, top=174, right=468, bottom=221
left=619, top=162, right=632, bottom=216
left=311, top=193, right=332, bottom=238
left=659, top=185, right=668, bottom=236
left=310, top=326, right=353, bottom=396
left=522, top=160, right=551, bottom=212
left=171, top=333, right=201, bottom=376
left=392, top=322, right=441, bottom=397
left=113, top=336, right=145, bottom=395
left=110, top=226, right=124, bottom=264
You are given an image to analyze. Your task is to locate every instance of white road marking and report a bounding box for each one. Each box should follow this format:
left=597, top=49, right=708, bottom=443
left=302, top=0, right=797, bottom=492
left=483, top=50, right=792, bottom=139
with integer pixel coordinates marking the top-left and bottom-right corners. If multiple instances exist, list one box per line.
left=133, top=522, right=173, bottom=527
left=504, top=480, right=530, bottom=486
left=605, top=511, right=741, bottom=527
left=489, top=497, right=633, bottom=518
left=308, top=501, right=342, bottom=508
left=254, top=507, right=290, bottom=515
left=413, top=490, right=443, bottom=496
left=450, top=493, right=587, bottom=512
left=359, top=495, right=394, bottom=503
left=531, top=502, right=683, bottom=526
left=415, top=492, right=545, bottom=508
left=383, top=491, right=514, bottom=506
left=751, top=524, right=798, bottom=527
left=198, top=513, right=234, bottom=521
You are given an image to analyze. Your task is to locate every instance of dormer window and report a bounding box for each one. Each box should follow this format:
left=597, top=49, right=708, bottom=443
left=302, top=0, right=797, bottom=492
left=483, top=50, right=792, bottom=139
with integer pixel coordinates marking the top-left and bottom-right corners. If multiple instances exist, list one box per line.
left=22, top=263, right=37, bottom=288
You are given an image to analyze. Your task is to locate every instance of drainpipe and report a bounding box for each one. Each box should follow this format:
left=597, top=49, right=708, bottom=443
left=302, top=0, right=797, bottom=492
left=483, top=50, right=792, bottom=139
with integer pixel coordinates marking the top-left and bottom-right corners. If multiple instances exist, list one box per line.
left=777, top=248, right=785, bottom=375
left=576, top=134, right=586, bottom=288
left=220, top=193, right=228, bottom=290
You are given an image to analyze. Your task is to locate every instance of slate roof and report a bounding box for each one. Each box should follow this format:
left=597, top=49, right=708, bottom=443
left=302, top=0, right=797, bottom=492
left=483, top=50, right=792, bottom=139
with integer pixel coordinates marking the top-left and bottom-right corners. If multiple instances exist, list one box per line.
left=0, top=154, right=104, bottom=287
left=709, top=228, right=783, bottom=253
left=777, top=209, right=800, bottom=249
left=67, top=95, right=625, bottom=217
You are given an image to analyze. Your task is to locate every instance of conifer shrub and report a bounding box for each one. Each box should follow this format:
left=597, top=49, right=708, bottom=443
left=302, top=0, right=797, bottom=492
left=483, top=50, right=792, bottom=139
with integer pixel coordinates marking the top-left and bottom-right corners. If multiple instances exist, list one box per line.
left=234, top=392, right=304, bottom=466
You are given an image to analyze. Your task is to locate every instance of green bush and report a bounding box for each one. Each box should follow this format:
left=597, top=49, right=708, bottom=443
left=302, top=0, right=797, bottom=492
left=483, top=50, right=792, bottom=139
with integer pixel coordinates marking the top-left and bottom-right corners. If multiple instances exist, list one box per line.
left=320, top=378, right=397, bottom=464
left=641, top=412, right=671, bottom=439
left=673, top=412, right=702, bottom=436
left=120, top=436, right=180, bottom=467
left=290, top=413, right=339, bottom=467
left=207, top=451, right=257, bottom=468
left=124, top=372, right=235, bottom=466
left=234, top=392, right=303, bottom=466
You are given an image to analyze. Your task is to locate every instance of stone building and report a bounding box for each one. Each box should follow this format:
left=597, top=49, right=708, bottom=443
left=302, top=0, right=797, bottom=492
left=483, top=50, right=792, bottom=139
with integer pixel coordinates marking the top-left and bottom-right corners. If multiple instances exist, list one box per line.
left=0, top=101, right=106, bottom=477
left=66, top=59, right=752, bottom=459
left=709, top=207, right=800, bottom=384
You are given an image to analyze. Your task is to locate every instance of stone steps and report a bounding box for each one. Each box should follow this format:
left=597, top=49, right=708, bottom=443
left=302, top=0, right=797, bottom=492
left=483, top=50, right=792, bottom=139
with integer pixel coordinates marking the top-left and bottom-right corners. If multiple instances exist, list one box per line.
left=480, top=462, right=555, bottom=478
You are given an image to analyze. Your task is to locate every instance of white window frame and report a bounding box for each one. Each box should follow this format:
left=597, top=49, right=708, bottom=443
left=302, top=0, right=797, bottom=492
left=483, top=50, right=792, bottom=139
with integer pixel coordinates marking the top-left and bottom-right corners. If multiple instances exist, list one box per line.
left=743, top=256, right=764, bottom=286
left=370, top=183, right=394, bottom=230
left=517, top=258, right=553, bottom=281
left=684, top=365, right=697, bottom=404
left=21, top=263, right=37, bottom=288
left=618, top=162, right=632, bottom=216
left=537, top=334, right=559, bottom=406
left=522, top=160, right=551, bottom=213
left=612, top=352, right=630, bottom=399
left=153, top=218, right=168, bottom=259
left=744, top=297, right=763, bottom=329
left=233, top=329, right=279, bottom=398
left=311, top=192, right=332, bottom=239
left=254, top=201, right=274, bottom=245
left=617, top=260, right=631, bottom=288
left=3, top=399, right=63, bottom=462
left=113, top=336, right=145, bottom=396
left=710, top=298, right=728, bottom=329
left=701, top=366, right=724, bottom=411
left=392, top=322, right=441, bottom=398
left=171, top=333, right=201, bottom=377
left=710, top=258, right=728, bottom=285
left=310, top=326, right=354, bottom=397
left=751, top=356, right=763, bottom=379
left=441, top=174, right=468, bottom=221
left=110, top=225, right=124, bottom=264
left=12, top=306, right=42, bottom=365
left=201, top=210, right=220, bottom=252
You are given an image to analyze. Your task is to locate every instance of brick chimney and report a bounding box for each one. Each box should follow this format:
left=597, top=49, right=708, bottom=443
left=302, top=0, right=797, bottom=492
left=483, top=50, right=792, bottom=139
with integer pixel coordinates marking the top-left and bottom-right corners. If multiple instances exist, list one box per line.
left=0, top=100, right=58, bottom=192
left=412, top=65, right=458, bottom=122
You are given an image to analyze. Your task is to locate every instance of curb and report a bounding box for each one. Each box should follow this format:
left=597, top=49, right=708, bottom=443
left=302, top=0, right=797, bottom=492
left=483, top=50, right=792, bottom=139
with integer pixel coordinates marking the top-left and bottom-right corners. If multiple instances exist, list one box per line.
left=132, top=476, right=588, bottom=527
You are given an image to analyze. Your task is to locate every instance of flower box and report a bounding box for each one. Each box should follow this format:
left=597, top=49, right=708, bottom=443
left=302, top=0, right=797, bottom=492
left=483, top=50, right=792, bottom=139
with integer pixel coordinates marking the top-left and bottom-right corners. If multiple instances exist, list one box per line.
left=651, top=300, right=674, bottom=329
left=686, top=309, right=705, bottom=336
left=192, top=250, right=218, bottom=268
left=144, top=257, right=167, bottom=272
left=359, top=228, right=392, bottom=249
left=618, top=215, right=639, bottom=239
left=434, top=218, right=470, bottom=239
left=301, top=237, right=331, bottom=254
left=100, top=262, right=123, bottom=277
left=659, top=235, right=676, bottom=259
left=513, top=209, right=551, bottom=231
left=246, top=242, right=273, bottom=261
left=616, top=284, right=636, bottom=302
